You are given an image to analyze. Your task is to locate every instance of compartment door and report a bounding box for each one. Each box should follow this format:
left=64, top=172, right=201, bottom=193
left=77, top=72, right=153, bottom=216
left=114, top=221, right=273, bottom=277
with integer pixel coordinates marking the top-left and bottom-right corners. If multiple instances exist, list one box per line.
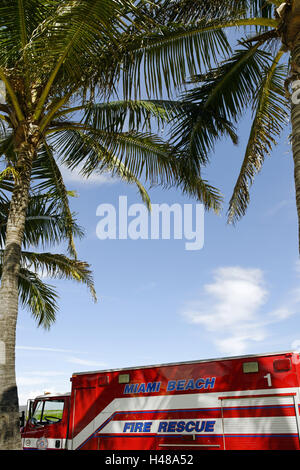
left=219, top=393, right=300, bottom=450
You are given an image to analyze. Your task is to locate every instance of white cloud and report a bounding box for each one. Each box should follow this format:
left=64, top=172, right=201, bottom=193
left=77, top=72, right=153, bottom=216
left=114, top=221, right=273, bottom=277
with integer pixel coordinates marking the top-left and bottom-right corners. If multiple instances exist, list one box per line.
left=137, top=281, right=157, bottom=293
left=265, top=199, right=293, bottom=217
left=182, top=266, right=299, bottom=355
left=17, top=346, right=83, bottom=353
left=215, top=336, right=257, bottom=357
left=269, top=307, right=294, bottom=321
left=18, top=387, right=63, bottom=405
left=17, top=371, right=70, bottom=405
left=24, top=370, right=66, bottom=377
left=66, top=356, right=108, bottom=368
left=17, top=377, right=52, bottom=386
left=183, top=267, right=268, bottom=332
left=60, top=165, right=117, bottom=186
left=291, top=339, right=300, bottom=351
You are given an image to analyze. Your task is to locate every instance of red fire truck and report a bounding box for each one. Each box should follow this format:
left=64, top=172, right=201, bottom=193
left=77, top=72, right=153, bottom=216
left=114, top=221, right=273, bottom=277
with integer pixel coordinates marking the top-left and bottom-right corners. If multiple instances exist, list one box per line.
left=21, top=350, right=300, bottom=450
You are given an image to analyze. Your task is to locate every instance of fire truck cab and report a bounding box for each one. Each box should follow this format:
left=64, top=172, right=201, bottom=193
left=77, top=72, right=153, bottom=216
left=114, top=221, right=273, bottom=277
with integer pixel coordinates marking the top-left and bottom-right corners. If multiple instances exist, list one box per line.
left=22, top=393, right=70, bottom=450
left=21, top=351, right=300, bottom=450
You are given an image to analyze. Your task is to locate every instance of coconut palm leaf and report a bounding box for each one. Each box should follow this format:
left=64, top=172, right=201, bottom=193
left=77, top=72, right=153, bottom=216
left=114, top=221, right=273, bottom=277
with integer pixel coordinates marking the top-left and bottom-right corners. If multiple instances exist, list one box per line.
left=20, top=251, right=97, bottom=302
left=31, top=142, right=80, bottom=257
left=17, top=267, right=58, bottom=329
left=0, top=191, right=96, bottom=329
left=227, top=50, right=289, bottom=222
left=0, top=0, right=54, bottom=65
left=16, top=254, right=96, bottom=330
left=120, top=20, right=232, bottom=99
left=183, top=44, right=273, bottom=122
left=49, top=125, right=223, bottom=211
left=157, top=0, right=276, bottom=23
left=80, top=99, right=176, bottom=133
left=163, top=0, right=293, bottom=235
left=0, top=189, right=83, bottom=251
left=23, top=195, right=83, bottom=250
left=170, top=44, right=272, bottom=166
left=0, top=131, right=16, bottom=164
left=29, top=0, right=130, bottom=112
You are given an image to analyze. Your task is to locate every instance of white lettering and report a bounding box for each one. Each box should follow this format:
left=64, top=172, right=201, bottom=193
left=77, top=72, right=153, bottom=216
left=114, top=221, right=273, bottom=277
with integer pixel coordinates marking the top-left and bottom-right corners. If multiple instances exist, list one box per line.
left=96, top=196, right=204, bottom=251
left=184, top=204, right=204, bottom=251
left=150, top=203, right=182, bottom=240
left=96, top=203, right=116, bottom=239
left=128, top=203, right=148, bottom=240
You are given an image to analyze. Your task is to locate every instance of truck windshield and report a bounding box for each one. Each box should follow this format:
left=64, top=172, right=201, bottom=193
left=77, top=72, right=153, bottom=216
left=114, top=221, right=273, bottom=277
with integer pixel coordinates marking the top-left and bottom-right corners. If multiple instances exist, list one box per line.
left=32, top=399, right=64, bottom=425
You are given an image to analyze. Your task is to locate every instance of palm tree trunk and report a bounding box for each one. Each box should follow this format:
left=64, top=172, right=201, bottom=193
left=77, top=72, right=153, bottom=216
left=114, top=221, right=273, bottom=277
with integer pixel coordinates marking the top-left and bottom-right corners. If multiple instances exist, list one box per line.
left=291, top=37, right=300, bottom=254
left=0, top=145, right=35, bottom=450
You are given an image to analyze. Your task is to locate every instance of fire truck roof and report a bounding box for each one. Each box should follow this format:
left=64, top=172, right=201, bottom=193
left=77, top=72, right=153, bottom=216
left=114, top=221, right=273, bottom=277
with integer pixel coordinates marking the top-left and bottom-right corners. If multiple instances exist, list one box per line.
left=71, top=350, right=299, bottom=377
left=34, top=392, right=71, bottom=399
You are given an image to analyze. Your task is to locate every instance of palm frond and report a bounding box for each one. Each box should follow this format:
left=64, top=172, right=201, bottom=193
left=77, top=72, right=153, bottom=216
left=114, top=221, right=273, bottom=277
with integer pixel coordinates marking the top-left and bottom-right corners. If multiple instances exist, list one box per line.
left=121, top=20, right=232, bottom=99
left=31, top=142, right=81, bottom=257
left=29, top=1, right=232, bottom=101
left=0, top=0, right=55, bottom=66
left=20, top=251, right=97, bottom=303
left=155, top=0, right=275, bottom=23
left=80, top=99, right=177, bottom=134
left=29, top=0, right=138, bottom=114
left=0, top=166, right=19, bottom=183
left=0, top=131, right=16, bottom=164
left=0, top=258, right=59, bottom=330
left=0, top=192, right=84, bottom=251
left=18, top=267, right=58, bottom=329
left=170, top=43, right=273, bottom=166
left=50, top=125, right=222, bottom=211
left=58, top=127, right=181, bottom=187
left=227, top=50, right=289, bottom=223
left=183, top=43, right=273, bottom=122
left=0, top=245, right=96, bottom=329
left=25, top=195, right=83, bottom=250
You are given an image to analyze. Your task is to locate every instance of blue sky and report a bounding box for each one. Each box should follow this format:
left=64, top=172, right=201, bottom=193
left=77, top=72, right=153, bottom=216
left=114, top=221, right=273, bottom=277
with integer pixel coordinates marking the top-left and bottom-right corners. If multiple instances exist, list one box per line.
left=15, top=106, right=300, bottom=404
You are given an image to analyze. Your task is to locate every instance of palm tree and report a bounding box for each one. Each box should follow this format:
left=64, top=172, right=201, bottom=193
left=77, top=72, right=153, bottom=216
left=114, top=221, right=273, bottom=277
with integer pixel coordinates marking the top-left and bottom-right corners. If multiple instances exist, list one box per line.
left=160, top=0, right=300, bottom=248
left=0, top=0, right=234, bottom=448
left=0, top=188, right=96, bottom=449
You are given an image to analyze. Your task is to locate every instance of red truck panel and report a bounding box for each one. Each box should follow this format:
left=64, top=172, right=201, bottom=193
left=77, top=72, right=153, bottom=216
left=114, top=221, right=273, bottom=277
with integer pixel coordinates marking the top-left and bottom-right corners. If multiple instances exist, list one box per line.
left=22, top=351, right=300, bottom=450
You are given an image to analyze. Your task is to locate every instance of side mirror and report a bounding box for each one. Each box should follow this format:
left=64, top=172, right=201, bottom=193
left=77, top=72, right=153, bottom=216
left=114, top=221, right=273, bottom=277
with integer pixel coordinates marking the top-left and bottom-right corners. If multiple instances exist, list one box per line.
left=19, top=411, right=25, bottom=429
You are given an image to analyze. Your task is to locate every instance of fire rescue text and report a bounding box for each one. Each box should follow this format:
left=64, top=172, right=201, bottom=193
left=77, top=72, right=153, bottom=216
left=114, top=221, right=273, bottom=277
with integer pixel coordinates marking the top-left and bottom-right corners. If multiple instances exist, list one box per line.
left=123, top=420, right=216, bottom=434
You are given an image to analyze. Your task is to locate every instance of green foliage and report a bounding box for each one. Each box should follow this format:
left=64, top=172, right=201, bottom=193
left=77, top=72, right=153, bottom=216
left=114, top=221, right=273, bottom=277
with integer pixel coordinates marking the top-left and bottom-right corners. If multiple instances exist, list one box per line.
left=161, top=0, right=289, bottom=223
left=228, top=51, right=289, bottom=223
left=0, top=0, right=234, bottom=223
left=0, top=191, right=96, bottom=329
left=0, top=0, right=289, bottom=330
